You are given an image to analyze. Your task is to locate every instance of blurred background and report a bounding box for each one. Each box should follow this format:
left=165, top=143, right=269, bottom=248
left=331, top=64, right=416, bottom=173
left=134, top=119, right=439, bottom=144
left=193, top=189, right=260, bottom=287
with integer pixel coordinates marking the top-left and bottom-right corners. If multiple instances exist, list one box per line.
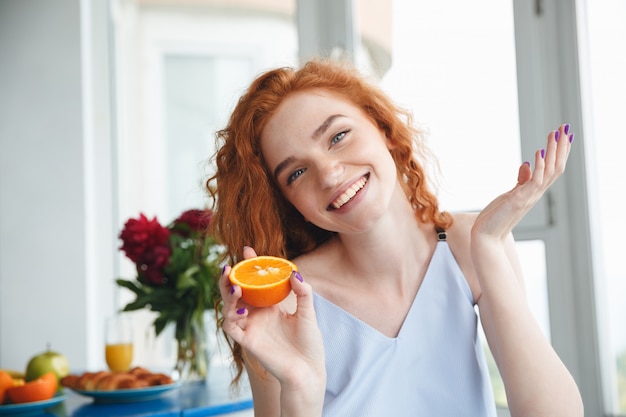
left=0, top=0, right=624, bottom=415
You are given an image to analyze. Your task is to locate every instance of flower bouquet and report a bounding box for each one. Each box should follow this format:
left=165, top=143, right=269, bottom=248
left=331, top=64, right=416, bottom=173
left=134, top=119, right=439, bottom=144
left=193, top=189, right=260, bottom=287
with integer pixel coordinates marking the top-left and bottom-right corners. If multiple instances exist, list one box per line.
left=115, top=209, right=222, bottom=381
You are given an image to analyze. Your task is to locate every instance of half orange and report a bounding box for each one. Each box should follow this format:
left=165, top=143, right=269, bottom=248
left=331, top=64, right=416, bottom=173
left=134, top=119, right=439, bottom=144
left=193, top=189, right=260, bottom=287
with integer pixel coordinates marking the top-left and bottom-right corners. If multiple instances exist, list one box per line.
left=5, top=372, right=57, bottom=404
left=229, top=256, right=298, bottom=307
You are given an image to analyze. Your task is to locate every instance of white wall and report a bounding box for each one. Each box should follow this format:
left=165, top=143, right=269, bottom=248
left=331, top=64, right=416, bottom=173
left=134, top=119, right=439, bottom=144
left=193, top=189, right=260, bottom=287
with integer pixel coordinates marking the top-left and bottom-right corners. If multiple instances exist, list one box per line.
left=0, top=0, right=115, bottom=372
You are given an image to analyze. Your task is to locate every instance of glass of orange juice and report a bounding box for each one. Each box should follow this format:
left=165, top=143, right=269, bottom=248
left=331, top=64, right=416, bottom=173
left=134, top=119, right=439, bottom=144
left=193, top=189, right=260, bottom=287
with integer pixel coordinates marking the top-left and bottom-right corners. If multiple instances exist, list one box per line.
left=105, top=315, right=134, bottom=372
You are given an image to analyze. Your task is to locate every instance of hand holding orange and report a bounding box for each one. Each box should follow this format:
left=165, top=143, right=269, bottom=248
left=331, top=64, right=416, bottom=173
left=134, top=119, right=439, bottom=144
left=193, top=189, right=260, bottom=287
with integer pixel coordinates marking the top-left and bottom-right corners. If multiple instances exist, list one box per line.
left=229, top=256, right=298, bottom=307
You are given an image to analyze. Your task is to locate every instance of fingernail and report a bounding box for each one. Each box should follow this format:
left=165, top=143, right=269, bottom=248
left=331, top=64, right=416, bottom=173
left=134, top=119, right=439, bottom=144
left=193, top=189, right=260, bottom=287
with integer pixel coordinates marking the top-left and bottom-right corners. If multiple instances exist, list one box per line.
left=294, top=271, right=304, bottom=282
left=554, top=130, right=560, bottom=142
left=222, top=265, right=227, bottom=275
left=237, top=308, right=246, bottom=315
left=564, top=124, right=570, bottom=135
left=523, top=161, right=531, bottom=166
left=569, top=133, right=575, bottom=143
left=541, top=148, right=545, bottom=159
left=230, top=285, right=235, bottom=294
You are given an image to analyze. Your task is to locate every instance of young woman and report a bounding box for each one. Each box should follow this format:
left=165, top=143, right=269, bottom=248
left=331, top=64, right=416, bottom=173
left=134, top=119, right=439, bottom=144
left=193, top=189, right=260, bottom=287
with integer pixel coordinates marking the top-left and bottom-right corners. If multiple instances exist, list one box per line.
left=207, top=60, right=583, bottom=417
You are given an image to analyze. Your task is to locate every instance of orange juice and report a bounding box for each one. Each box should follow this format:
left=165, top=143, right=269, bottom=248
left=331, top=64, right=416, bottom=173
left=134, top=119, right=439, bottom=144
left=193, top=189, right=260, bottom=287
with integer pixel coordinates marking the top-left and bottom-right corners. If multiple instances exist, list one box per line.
left=105, top=343, right=133, bottom=372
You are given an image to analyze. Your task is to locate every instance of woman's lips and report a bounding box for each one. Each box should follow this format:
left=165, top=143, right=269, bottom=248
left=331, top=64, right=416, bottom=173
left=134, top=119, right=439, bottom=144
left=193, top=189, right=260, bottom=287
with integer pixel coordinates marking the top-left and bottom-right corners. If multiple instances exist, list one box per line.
left=330, top=174, right=369, bottom=209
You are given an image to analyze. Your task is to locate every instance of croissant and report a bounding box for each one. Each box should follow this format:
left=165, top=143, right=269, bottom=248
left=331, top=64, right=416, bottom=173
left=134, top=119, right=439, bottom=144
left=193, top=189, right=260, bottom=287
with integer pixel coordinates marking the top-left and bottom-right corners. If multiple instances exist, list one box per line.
left=96, top=373, right=148, bottom=391
left=71, top=371, right=108, bottom=390
left=137, top=372, right=174, bottom=386
left=61, top=368, right=174, bottom=391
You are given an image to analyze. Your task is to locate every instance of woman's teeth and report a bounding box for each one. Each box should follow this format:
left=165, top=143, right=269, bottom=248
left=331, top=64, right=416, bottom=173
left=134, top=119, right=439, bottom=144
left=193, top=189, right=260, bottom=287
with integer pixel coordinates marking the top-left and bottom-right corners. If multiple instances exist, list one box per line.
left=331, top=176, right=368, bottom=209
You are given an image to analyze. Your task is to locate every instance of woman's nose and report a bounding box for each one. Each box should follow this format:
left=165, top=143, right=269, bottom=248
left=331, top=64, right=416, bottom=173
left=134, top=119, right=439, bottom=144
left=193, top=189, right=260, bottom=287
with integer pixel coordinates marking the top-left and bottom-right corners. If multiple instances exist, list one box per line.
left=316, top=158, right=343, bottom=189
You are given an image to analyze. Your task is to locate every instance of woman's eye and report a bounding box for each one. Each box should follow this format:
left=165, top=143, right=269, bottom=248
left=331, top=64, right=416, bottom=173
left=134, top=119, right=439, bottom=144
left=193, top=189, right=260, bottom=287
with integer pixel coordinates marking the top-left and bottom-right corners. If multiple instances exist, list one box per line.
left=287, top=168, right=306, bottom=185
left=330, top=131, right=348, bottom=145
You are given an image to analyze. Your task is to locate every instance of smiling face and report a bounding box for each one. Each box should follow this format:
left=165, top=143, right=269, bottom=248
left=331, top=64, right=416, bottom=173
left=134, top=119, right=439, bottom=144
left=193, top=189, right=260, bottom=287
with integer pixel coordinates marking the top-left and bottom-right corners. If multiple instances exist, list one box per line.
left=260, top=89, right=400, bottom=234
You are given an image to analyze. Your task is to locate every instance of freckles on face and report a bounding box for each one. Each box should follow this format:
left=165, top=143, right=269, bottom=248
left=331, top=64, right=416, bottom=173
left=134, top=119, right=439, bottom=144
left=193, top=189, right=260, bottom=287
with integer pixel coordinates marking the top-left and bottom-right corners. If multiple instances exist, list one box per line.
left=260, top=90, right=390, bottom=186
left=259, top=89, right=397, bottom=231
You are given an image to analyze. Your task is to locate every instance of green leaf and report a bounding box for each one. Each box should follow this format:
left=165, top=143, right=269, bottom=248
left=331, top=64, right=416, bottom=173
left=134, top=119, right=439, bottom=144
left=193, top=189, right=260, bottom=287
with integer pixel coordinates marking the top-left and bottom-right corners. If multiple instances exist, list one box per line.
left=176, top=266, right=200, bottom=290
left=115, top=279, right=145, bottom=296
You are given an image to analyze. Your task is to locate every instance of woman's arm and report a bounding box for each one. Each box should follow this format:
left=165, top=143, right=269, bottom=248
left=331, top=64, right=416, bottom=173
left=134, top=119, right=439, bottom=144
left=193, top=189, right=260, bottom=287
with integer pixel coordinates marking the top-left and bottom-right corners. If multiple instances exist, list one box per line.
left=471, top=125, right=583, bottom=417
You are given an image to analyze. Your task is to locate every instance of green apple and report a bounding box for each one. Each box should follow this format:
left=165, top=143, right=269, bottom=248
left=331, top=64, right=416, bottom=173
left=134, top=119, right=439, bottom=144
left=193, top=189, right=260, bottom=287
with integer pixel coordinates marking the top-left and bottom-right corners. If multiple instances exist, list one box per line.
left=25, top=348, right=70, bottom=382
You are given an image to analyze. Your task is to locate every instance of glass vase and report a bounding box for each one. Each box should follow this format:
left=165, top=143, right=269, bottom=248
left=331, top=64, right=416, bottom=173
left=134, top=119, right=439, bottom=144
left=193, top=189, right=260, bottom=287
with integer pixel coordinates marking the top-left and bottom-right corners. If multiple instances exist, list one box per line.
left=174, top=314, right=209, bottom=383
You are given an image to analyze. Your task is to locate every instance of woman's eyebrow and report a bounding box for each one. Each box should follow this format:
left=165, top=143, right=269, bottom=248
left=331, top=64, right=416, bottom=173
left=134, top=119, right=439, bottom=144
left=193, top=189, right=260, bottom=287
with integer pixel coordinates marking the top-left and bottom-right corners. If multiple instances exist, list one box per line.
left=311, top=114, right=344, bottom=140
left=274, top=114, right=346, bottom=180
left=273, top=156, right=295, bottom=181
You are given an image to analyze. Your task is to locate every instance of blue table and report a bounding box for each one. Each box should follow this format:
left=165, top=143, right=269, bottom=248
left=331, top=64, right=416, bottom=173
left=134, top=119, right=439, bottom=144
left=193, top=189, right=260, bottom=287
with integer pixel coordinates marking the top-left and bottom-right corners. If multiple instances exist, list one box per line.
left=37, top=366, right=253, bottom=417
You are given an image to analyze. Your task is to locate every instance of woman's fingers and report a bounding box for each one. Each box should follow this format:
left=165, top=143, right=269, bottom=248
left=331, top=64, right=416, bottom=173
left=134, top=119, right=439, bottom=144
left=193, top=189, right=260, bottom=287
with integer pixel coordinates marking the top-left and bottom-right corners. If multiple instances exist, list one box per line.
left=533, top=124, right=572, bottom=189
left=243, top=245, right=258, bottom=259
left=517, top=162, right=532, bottom=185
left=290, top=271, right=315, bottom=317
left=219, top=264, right=245, bottom=340
left=475, top=124, right=574, bottom=240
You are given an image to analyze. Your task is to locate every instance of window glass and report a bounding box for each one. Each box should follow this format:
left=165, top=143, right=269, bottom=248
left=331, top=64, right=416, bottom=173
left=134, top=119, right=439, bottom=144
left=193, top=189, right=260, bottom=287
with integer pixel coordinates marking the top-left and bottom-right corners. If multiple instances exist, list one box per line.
left=163, top=55, right=255, bottom=217
left=111, top=0, right=298, bottom=370
left=380, top=0, right=521, bottom=213
left=581, top=0, right=626, bottom=413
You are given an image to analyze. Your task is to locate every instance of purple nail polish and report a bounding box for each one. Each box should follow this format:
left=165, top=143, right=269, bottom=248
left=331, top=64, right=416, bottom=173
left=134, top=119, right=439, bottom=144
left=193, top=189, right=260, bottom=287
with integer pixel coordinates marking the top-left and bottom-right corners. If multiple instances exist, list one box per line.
left=564, top=124, right=570, bottom=135
left=541, top=148, right=545, bottom=159
left=222, top=265, right=227, bottom=275
left=237, top=308, right=246, bottom=315
left=230, top=286, right=235, bottom=294
left=569, top=133, right=575, bottom=143
left=523, top=161, right=531, bottom=166
left=555, top=130, right=560, bottom=142
left=294, top=271, right=304, bottom=283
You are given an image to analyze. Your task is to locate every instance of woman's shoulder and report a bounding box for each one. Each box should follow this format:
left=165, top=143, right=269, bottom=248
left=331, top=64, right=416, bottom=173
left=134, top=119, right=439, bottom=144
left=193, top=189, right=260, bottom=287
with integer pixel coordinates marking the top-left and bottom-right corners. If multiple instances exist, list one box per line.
left=445, top=212, right=481, bottom=302
left=446, top=211, right=477, bottom=240
left=443, top=212, right=476, bottom=260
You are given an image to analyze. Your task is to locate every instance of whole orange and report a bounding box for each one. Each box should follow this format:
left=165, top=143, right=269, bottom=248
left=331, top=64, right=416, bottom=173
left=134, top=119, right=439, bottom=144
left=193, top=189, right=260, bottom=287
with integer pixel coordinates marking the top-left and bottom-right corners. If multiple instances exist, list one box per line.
left=229, top=256, right=298, bottom=307
left=5, top=371, right=57, bottom=404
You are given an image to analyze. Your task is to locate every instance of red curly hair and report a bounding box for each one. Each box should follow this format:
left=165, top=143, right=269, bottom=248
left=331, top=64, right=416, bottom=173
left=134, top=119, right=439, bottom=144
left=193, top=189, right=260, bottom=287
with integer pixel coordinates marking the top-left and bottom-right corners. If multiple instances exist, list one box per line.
left=206, top=59, right=452, bottom=386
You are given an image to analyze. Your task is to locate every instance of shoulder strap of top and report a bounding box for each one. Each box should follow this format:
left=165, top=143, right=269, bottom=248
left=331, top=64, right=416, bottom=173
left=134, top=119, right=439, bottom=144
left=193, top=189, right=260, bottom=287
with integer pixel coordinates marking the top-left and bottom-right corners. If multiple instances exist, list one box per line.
left=435, top=227, right=447, bottom=241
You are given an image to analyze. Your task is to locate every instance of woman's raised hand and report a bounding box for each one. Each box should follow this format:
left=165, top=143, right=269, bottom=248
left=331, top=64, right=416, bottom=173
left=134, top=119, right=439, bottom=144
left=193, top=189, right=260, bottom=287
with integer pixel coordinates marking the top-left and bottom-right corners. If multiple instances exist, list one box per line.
left=472, top=124, right=573, bottom=242
left=219, top=246, right=326, bottom=387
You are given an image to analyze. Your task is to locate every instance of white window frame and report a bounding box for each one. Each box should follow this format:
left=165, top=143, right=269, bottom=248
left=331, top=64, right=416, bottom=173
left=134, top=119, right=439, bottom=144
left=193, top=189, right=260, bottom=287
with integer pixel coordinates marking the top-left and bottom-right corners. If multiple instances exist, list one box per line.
left=511, top=0, right=606, bottom=415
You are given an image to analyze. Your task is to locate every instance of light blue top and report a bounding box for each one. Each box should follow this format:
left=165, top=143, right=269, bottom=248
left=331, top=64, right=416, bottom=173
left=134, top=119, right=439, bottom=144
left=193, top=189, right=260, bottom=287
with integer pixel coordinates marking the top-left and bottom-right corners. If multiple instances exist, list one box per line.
left=313, top=241, right=497, bottom=417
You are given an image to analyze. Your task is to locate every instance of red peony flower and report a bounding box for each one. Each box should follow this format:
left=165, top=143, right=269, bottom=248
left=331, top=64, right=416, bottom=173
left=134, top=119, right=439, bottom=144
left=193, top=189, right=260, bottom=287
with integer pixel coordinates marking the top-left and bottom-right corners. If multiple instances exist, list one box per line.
left=119, top=213, right=171, bottom=269
left=139, top=263, right=167, bottom=286
left=173, top=209, right=213, bottom=236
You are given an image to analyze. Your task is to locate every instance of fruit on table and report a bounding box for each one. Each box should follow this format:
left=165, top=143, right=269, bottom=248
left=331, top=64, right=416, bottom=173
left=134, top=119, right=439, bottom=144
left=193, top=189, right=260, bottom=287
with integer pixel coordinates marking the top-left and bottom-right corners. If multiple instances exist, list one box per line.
left=0, top=369, right=25, bottom=380
left=25, top=348, right=69, bottom=382
left=0, top=370, right=13, bottom=404
left=229, top=256, right=298, bottom=307
left=5, top=372, right=57, bottom=404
